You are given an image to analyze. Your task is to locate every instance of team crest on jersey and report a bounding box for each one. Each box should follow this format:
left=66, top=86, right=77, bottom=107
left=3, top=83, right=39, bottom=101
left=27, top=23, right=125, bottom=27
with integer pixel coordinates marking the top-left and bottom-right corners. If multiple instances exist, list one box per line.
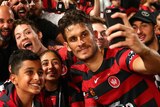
left=108, top=76, right=120, bottom=88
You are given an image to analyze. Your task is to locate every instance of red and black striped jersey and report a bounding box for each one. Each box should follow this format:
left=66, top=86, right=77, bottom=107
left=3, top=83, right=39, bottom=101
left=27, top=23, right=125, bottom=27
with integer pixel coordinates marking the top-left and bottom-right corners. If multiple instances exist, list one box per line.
left=58, top=46, right=78, bottom=69
left=0, top=82, right=44, bottom=107
left=69, top=49, right=109, bottom=106
left=82, top=48, right=160, bottom=107
left=70, top=61, right=89, bottom=85
left=58, top=47, right=85, bottom=106
left=43, top=78, right=84, bottom=107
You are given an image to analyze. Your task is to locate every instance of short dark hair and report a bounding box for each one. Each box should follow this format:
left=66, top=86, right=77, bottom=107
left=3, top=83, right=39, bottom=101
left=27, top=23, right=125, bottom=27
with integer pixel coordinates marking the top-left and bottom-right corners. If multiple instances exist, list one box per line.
left=9, top=49, right=40, bottom=74
left=13, top=19, right=40, bottom=35
left=90, top=16, right=106, bottom=25
left=58, top=9, right=92, bottom=41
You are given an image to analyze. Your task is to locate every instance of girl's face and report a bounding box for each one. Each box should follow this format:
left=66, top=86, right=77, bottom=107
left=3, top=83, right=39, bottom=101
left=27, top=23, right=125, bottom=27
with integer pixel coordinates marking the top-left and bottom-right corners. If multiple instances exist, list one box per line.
left=40, top=52, right=62, bottom=81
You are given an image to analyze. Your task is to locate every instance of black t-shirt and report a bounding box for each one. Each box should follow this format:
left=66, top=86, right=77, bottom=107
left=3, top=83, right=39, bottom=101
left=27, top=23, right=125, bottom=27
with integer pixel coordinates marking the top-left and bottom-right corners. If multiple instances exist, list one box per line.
left=0, top=39, right=17, bottom=82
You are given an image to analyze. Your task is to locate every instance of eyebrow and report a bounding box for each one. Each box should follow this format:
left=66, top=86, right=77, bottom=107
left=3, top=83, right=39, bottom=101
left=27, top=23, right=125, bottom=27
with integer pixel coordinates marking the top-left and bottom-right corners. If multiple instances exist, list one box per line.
left=41, top=58, right=59, bottom=62
left=23, top=67, right=34, bottom=72
left=15, top=28, right=30, bottom=36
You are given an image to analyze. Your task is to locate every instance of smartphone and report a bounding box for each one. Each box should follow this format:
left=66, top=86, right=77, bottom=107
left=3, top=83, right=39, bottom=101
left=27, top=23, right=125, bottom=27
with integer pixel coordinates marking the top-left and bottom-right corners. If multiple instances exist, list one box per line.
left=56, top=1, right=65, bottom=12
left=104, top=8, right=125, bottom=45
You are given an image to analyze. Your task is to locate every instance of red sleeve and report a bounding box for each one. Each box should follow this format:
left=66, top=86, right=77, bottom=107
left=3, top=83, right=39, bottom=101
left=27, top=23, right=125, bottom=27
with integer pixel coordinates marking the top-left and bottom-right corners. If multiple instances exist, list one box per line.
left=117, top=49, right=139, bottom=72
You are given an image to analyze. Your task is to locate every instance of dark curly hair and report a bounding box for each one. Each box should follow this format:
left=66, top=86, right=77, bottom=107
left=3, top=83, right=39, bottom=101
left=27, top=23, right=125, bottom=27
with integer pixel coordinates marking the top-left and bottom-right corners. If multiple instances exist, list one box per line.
left=58, top=9, right=93, bottom=41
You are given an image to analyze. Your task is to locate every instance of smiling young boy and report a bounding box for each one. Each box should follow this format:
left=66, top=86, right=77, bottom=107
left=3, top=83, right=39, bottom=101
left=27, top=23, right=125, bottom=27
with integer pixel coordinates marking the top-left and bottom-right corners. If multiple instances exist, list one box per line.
left=0, top=49, right=45, bottom=107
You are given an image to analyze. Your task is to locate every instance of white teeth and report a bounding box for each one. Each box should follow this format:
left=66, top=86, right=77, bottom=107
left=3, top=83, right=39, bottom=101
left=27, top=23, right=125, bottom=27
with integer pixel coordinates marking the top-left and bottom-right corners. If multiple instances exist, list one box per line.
left=31, top=84, right=41, bottom=88
left=19, top=9, right=25, bottom=13
left=23, top=42, right=32, bottom=48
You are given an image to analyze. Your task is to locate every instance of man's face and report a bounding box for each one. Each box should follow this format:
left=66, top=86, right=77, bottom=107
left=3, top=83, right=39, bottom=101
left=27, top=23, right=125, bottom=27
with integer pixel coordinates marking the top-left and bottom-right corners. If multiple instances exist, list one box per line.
left=41, top=51, right=62, bottom=81
left=10, top=0, right=29, bottom=19
left=92, top=23, right=108, bottom=48
left=13, top=60, right=44, bottom=94
left=28, top=0, right=43, bottom=16
left=0, top=7, right=14, bottom=41
left=14, top=24, right=42, bottom=53
left=64, top=23, right=98, bottom=61
left=132, top=20, right=154, bottom=45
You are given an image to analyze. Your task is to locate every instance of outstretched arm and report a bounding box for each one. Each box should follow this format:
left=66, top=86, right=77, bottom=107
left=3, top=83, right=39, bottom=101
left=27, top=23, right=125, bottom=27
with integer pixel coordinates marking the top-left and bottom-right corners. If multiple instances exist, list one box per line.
left=106, top=12, right=160, bottom=74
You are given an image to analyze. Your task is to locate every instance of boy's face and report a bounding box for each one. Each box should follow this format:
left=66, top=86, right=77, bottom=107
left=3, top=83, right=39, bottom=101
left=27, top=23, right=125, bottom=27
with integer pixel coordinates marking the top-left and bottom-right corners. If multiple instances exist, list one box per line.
left=14, top=24, right=42, bottom=54
left=132, top=20, right=154, bottom=45
left=12, top=60, right=44, bottom=94
left=41, top=52, right=62, bottom=81
left=64, top=23, right=98, bottom=61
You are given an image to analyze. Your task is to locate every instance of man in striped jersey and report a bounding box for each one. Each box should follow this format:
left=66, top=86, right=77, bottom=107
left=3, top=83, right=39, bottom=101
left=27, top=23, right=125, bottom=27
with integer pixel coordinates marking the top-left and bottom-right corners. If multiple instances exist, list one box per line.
left=58, top=9, right=160, bottom=106
left=129, top=10, right=160, bottom=90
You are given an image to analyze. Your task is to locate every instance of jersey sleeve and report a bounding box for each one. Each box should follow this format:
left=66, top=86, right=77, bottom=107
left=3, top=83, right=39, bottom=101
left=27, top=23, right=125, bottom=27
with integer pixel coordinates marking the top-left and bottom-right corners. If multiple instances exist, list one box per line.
left=116, top=48, right=139, bottom=72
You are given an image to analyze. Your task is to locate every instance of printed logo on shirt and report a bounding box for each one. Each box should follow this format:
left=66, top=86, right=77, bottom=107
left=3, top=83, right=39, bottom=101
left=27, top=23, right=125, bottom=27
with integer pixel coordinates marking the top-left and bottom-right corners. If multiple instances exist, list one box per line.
left=94, top=76, right=101, bottom=84
left=109, top=101, right=134, bottom=107
left=108, top=76, right=120, bottom=88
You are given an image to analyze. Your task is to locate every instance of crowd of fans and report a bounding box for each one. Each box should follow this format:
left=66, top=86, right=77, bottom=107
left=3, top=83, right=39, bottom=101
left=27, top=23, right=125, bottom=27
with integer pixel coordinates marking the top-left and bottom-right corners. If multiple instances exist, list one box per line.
left=0, top=0, right=160, bottom=106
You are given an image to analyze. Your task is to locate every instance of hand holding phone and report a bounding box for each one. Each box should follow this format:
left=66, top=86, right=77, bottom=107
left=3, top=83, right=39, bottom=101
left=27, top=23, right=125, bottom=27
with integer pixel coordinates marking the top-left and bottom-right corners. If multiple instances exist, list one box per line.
left=104, top=8, right=125, bottom=46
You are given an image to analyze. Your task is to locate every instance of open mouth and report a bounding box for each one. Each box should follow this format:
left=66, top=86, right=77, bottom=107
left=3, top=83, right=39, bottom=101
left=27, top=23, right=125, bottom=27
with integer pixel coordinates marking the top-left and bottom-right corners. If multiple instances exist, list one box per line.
left=18, top=8, right=27, bottom=17
left=18, top=8, right=26, bottom=14
left=23, top=42, right=32, bottom=49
